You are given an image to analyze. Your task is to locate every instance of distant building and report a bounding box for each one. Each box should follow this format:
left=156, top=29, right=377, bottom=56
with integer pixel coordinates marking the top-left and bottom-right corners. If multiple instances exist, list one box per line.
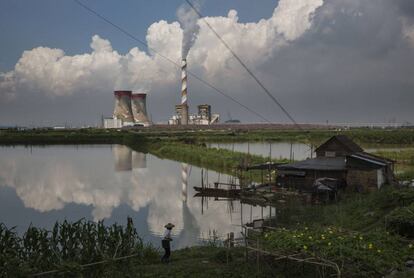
left=225, top=119, right=241, bottom=124
left=103, top=118, right=122, bottom=129
left=168, top=104, right=219, bottom=125
left=277, top=135, right=395, bottom=192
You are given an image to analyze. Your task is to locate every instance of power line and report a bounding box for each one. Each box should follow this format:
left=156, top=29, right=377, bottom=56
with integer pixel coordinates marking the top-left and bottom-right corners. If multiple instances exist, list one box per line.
left=72, top=0, right=271, bottom=123
left=184, top=0, right=302, bottom=130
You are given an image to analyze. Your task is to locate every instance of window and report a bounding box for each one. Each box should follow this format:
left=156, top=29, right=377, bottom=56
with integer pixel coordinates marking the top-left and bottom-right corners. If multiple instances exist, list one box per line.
left=325, top=151, right=336, bottom=157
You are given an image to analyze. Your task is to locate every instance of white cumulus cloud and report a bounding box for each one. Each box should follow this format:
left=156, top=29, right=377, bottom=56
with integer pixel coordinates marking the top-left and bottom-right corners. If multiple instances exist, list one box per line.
left=0, top=0, right=323, bottom=101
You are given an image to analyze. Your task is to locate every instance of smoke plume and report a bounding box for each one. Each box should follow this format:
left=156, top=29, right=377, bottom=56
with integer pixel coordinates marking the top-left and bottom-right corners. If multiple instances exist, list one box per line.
left=177, top=1, right=202, bottom=59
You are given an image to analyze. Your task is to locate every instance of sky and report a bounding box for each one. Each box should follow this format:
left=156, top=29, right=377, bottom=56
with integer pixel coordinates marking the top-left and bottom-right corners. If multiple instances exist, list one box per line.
left=0, top=0, right=413, bottom=126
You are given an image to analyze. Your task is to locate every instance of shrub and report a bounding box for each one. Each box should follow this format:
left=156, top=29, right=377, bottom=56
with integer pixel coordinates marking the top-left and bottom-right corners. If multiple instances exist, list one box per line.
left=262, top=226, right=413, bottom=277
left=386, top=204, right=414, bottom=238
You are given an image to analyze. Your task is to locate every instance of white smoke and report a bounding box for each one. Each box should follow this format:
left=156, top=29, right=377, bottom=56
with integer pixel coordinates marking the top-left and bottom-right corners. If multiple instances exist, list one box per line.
left=177, top=1, right=202, bottom=59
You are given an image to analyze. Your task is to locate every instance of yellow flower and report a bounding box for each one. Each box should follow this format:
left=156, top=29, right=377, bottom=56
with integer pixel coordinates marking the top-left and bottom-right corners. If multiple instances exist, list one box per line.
left=321, top=236, right=326, bottom=240
left=308, top=236, right=313, bottom=240
left=409, top=244, right=413, bottom=249
left=328, top=242, right=332, bottom=246
left=293, top=235, right=297, bottom=238
left=329, top=231, right=333, bottom=234
left=303, top=245, right=308, bottom=250
left=368, top=243, right=373, bottom=249
left=359, top=236, right=363, bottom=240
left=265, top=233, right=268, bottom=238
left=305, top=227, right=308, bottom=230
left=377, top=249, right=381, bottom=253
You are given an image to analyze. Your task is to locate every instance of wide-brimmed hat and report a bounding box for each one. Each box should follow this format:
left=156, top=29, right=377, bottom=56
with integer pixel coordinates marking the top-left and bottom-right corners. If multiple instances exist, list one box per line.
left=164, top=223, right=175, bottom=229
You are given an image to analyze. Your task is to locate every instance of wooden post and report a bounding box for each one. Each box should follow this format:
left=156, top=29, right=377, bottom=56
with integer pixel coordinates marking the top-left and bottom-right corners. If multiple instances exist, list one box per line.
left=244, top=226, right=248, bottom=262
left=226, top=233, right=229, bottom=265
left=257, top=238, right=260, bottom=275
left=229, top=232, right=234, bottom=248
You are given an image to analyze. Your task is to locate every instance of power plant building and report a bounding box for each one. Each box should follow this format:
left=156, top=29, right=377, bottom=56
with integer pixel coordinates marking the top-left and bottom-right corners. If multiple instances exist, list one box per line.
left=169, top=104, right=220, bottom=125
left=168, top=59, right=220, bottom=125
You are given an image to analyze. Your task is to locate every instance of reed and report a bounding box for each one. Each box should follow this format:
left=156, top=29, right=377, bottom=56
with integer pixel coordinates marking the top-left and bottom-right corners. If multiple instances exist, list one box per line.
left=0, top=218, right=158, bottom=277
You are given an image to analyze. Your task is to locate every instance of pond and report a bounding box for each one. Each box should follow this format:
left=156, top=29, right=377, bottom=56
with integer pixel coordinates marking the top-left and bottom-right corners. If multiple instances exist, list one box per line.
left=208, top=142, right=414, bottom=161
left=0, top=145, right=275, bottom=249
left=208, top=142, right=314, bottom=161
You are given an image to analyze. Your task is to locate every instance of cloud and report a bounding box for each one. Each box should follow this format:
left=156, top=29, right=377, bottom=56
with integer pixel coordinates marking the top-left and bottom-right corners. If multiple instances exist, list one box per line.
left=272, top=0, right=323, bottom=41
left=0, top=0, right=320, bottom=100
left=1, top=0, right=414, bottom=124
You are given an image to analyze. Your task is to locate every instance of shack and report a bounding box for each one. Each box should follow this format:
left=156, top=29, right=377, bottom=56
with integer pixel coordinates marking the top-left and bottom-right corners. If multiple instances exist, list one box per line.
left=277, top=135, right=395, bottom=192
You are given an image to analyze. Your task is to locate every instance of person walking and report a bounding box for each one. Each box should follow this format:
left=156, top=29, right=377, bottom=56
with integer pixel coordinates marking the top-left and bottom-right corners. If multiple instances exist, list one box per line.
left=161, top=223, right=174, bottom=263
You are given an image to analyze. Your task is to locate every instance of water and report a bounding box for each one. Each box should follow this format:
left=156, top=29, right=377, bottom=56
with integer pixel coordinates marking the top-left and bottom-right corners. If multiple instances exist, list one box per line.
left=208, top=142, right=314, bottom=160
left=208, top=142, right=414, bottom=161
left=0, top=145, right=274, bottom=249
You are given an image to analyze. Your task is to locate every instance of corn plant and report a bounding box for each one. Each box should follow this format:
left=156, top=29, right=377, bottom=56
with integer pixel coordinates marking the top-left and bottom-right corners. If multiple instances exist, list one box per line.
left=0, top=217, right=158, bottom=276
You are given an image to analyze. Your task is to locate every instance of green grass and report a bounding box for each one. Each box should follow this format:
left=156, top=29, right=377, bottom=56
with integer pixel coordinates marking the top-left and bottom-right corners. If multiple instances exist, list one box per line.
left=144, top=142, right=289, bottom=182
left=371, top=149, right=414, bottom=180
left=374, top=149, right=414, bottom=165
left=2, top=127, right=414, bottom=145
left=258, top=187, right=414, bottom=277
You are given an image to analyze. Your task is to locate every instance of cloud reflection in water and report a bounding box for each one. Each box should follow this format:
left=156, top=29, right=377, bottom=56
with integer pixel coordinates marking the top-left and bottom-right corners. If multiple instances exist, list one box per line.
left=0, top=145, right=273, bottom=247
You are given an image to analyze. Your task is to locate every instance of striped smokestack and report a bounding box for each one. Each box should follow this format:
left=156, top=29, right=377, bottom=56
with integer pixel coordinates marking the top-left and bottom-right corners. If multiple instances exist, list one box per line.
left=180, top=59, right=189, bottom=125
left=181, top=163, right=188, bottom=203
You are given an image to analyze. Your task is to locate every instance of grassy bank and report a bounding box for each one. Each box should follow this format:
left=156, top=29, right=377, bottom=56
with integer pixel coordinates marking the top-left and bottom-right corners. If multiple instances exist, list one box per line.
left=373, top=149, right=414, bottom=180
left=144, top=142, right=289, bottom=181
left=2, top=127, right=414, bottom=146
left=130, top=127, right=414, bottom=145
left=258, top=187, right=414, bottom=277
left=0, top=129, right=125, bottom=145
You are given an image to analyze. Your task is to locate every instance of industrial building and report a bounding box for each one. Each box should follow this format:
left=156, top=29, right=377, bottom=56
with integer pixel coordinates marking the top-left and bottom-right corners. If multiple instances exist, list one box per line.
left=104, top=90, right=151, bottom=128
left=169, top=104, right=219, bottom=125
left=168, top=59, right=220, bottom=125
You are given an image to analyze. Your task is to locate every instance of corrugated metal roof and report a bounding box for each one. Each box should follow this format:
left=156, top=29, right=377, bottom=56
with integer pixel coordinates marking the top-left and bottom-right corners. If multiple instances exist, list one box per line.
left=315, top=135, right=363, bottom=153
left=350, top=152, right=393, bottom=166
left=277, top=157, right=347, bottom=171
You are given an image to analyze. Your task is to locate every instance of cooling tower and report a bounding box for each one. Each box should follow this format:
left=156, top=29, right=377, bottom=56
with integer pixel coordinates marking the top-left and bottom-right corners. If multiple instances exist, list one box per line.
left=132, top=151, right=147, bottom=169
left=131, top=93, right=151, bottom=126
left=113, top=91, right=134, bottom=123
left=113, top=145, right=132, bottom=171
left=180, top=59, right=189, bottom=125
